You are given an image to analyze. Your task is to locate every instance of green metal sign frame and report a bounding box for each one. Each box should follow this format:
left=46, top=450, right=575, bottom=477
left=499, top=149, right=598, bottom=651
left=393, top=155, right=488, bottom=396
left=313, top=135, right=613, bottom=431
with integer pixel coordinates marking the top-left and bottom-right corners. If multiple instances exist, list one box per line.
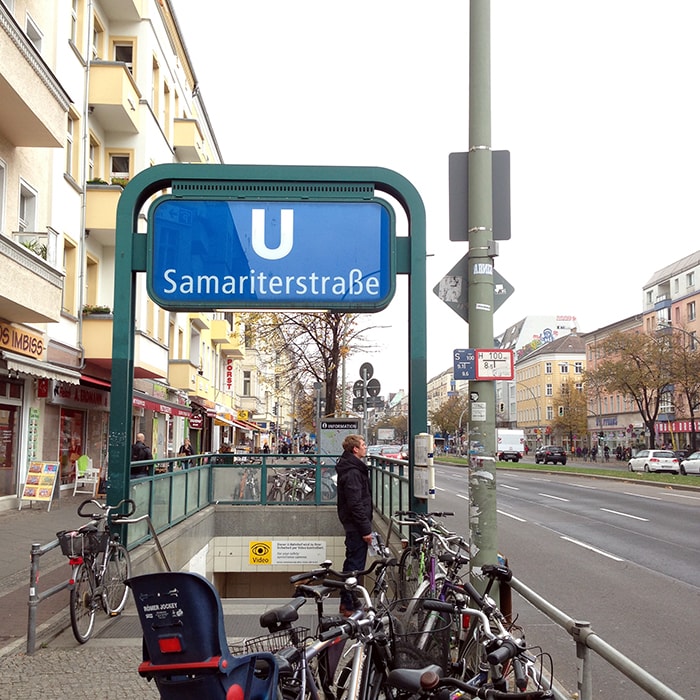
left=107, top=163, right=427, bottom=514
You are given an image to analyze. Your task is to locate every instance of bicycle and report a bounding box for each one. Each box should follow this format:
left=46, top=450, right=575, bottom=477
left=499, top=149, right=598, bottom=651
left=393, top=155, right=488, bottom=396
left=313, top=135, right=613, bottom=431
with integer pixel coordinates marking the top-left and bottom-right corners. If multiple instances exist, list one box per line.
left=56, top=498, right=136, bottom=643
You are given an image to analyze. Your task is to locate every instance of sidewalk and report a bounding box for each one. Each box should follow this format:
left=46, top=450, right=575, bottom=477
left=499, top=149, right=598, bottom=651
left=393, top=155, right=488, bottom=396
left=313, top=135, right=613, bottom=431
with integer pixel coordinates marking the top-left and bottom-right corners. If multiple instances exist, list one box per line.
left=0, top=491, right=317, bottom=698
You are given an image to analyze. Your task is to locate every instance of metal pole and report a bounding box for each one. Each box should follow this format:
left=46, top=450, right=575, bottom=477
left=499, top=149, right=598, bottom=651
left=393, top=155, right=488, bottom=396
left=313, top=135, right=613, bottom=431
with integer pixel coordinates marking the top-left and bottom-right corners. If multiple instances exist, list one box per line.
left=468, top=0, right=497, bottom=583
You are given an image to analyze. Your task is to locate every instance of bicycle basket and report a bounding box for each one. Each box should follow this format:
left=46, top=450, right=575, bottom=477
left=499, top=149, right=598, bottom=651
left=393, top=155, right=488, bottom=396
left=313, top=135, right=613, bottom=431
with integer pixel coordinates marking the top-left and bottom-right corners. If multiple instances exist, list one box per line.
left=57, top=529, right=109, bottom=557
left=240, top=627, right=309, bottom=655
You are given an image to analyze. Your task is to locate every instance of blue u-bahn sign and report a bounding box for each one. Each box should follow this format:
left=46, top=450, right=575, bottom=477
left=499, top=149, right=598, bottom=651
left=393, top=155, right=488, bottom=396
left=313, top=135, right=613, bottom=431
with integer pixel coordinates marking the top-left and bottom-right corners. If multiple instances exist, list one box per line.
left=147, top=198, right=395, bottom=311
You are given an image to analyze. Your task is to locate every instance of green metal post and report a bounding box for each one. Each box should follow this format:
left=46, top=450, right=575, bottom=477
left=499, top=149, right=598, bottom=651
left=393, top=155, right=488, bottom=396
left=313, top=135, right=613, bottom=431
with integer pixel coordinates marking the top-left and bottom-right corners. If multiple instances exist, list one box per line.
left=468, top=0, right=498, bottom=582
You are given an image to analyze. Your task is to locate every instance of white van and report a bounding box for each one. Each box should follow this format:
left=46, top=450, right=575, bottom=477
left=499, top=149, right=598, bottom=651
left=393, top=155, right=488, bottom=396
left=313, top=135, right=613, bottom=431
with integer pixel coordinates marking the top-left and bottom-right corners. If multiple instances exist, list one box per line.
left=496, top=429, right=525, bottom=462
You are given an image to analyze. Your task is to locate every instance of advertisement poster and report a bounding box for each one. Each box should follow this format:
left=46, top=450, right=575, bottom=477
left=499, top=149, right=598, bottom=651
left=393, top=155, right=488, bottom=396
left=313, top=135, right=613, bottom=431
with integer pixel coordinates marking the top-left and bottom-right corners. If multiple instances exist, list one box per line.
left=19, top=462, right=59, bottom=511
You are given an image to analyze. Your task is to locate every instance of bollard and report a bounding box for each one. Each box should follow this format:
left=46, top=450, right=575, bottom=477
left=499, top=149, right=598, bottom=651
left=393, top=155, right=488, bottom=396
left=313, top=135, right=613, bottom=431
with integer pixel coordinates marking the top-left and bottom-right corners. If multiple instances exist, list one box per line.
left=26, top=543, right=41, bottom=655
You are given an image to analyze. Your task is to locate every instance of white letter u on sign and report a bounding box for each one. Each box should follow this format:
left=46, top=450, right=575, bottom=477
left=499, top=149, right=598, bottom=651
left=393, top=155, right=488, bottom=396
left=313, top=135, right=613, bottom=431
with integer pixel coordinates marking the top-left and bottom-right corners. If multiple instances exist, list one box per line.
left=251, top=209, right=294, bottom=260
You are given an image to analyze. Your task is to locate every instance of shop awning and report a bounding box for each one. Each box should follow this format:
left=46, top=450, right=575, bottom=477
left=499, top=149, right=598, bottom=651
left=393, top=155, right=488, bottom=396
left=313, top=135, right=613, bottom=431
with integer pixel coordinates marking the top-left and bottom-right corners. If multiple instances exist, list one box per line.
left=214, top=415, right=234, bottom=426
left=2, top=351, right=80, bottom=385
left=133, top=393, right=192, bottom=418
left=232, top=418, right=261, bottom=432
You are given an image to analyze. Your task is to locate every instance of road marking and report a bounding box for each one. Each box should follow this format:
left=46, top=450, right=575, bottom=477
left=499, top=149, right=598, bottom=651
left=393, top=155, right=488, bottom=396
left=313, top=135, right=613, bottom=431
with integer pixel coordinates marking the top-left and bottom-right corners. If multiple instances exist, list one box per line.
left=560, top=536, right=624, bottom=561
left=456, top=493, right=469, bottom=501
left=666, top=492, right=700, bottom=501
left=538, top=492, right=569, bottom=502
left=434, top=486, right=446, bottom=492
left=600, top=508, right=649, bottom=521
left=497, top=509, right=526, bottom=522
left=623, top=491, right=660, bottom=501
left=571, top=483, right=597, bottom=490
left=500, top=484, right=520, bottom=491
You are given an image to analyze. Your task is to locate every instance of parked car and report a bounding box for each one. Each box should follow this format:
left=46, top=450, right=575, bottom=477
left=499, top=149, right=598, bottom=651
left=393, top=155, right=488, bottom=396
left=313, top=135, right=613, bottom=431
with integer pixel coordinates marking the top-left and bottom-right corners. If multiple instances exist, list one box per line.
left=378, top=445, right=403, bottom=459
left=627, top=449, right=679, bottom=474
left=534, top=445, right=567, bottom=465
left=680, top=451, right=700, bottom=475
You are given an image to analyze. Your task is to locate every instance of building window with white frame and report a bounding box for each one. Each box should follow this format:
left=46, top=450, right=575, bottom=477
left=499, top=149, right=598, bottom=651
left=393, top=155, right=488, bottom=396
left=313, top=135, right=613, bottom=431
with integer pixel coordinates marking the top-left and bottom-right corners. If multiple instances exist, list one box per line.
left=545, top=383, right=553, bottom=397
left=18, top=182, right=37, bottom=232
left=686, top=271, right=695, bottom=289
left=545, top=362, right=552, bottom=374
left=688, top=301, right=696, bottom=322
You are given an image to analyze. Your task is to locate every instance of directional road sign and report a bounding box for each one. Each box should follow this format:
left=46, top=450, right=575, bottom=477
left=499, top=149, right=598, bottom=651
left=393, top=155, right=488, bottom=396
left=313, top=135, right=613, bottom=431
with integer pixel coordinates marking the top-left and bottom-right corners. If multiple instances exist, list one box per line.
left=148, top=198, right=395, bottom=311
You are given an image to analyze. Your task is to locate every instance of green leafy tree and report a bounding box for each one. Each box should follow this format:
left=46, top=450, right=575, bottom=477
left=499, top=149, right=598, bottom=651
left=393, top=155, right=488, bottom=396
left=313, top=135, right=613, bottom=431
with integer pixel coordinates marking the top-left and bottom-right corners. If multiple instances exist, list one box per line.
left=429, top=395, right=470, bottom=439
left=586, top=331, right=674, bottom=448
left=550, top=378, right=588, bottom=448
left=664, top=327, right=700, bottom=451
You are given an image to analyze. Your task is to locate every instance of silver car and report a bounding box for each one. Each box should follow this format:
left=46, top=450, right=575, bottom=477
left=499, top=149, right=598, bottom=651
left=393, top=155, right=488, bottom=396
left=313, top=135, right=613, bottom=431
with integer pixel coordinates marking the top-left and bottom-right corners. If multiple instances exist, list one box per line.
left=680, top=451, right=700, bottom=475
left=628, top=449, right=679, bottom=474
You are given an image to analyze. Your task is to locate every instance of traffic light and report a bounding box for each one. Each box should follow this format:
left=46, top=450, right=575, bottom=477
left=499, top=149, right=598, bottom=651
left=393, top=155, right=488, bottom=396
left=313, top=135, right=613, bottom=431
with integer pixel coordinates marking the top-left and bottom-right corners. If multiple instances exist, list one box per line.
left=272, top=402, right=278, bottom=415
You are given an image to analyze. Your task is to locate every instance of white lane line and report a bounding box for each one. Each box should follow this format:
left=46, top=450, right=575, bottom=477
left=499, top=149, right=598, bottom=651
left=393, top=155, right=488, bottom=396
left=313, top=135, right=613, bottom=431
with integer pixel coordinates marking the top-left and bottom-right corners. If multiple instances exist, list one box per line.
left=600, top=508, right=649, bottom=521
left=666, top=492, right=700, bottom=501
left=500, top=484, right=520, bottom=491
left=561, top=536, right=624, bottom=562
left=456, top=493, right=469, bottom=501
left=538, top=493, right=570, bottom=502
left=623, top=491, right=661, bottom=501
left=572, top=483, right=597, bottom=490
left=530, top=477, right=552, bottom=483
left=434, top=486, right=446, bottom=492
left=497, top=509, right=526, bottom=522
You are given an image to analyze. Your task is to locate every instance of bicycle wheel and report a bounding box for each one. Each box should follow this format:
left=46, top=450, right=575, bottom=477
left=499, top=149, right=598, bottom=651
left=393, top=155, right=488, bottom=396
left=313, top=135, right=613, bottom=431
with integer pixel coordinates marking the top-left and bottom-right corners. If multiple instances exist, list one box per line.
left=402, top=579, right=453, bottom=670
left=102, top=543, right=131, bottom=614
left=396, top=546, right=423, bottom=603
left=70, top=562, right=96, bottom=644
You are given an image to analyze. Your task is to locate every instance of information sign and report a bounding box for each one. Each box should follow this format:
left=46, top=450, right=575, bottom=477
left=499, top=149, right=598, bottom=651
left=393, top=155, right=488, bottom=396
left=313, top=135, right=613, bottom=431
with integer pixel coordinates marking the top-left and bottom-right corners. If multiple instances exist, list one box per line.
left=475, top=349, right=514, bottom=380
left=148, top=198, right=395, bottom=311
left=19, top=462, right=59, bottom=511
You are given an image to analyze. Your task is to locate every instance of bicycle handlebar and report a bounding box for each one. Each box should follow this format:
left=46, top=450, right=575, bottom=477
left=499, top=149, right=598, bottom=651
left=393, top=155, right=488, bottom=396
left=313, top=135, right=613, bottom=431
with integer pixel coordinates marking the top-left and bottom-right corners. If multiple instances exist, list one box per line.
left=77, top=498, right=137, bottom=520
left=386, top=668, right=553, bottom=700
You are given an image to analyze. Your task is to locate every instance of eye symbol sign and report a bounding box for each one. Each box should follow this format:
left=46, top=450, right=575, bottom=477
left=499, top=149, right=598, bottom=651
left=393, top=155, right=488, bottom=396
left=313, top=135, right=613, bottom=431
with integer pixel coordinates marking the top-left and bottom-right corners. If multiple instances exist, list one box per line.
left=251, top=542, right=271, bottom=557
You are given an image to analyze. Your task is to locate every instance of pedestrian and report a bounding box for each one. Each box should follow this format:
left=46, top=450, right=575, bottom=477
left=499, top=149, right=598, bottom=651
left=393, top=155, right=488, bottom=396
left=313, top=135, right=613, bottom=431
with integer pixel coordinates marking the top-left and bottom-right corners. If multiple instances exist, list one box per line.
left=335, top=434, right=373, bottom=616
left=262, top=442, right=270, bottom=454
left=131, top=432, right=153, bottom=477
left=177, top=437, right=193, bottom=467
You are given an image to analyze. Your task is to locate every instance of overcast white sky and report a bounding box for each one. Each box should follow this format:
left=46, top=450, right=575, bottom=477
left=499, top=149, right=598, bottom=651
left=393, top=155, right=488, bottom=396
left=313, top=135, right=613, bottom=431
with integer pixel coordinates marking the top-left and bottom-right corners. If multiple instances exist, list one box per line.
left=172, top=1, right=700, bottom=394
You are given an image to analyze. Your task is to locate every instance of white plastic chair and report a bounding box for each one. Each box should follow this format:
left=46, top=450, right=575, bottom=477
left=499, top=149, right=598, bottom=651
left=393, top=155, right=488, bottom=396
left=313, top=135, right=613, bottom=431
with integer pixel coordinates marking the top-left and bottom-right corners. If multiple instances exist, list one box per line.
left=73, top=455, right=100, bottom=496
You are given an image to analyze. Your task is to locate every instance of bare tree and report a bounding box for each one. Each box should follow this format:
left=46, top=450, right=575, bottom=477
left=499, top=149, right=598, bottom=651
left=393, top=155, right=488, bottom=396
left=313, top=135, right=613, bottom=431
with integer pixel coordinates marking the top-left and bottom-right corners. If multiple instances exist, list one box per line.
left=240, top=312, right=379, bottom=416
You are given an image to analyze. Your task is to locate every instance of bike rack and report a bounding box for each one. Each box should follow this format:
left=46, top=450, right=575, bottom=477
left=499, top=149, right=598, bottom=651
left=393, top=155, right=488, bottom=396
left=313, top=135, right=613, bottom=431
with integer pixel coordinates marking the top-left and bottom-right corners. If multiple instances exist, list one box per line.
left=25, top=514, right=169, bottom=655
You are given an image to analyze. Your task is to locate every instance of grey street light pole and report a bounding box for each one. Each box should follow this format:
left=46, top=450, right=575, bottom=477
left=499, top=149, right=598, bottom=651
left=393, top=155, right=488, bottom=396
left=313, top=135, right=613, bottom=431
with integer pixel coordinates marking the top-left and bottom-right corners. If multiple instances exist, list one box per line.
left=517, top=381, right=541, bottom=447
left=457, top=407, right=469, bottom=456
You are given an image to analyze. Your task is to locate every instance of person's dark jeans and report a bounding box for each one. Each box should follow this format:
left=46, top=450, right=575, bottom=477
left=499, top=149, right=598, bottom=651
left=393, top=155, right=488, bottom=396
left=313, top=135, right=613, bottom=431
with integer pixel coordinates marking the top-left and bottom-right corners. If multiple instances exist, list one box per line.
left=341, top=529, right=368, bottom=611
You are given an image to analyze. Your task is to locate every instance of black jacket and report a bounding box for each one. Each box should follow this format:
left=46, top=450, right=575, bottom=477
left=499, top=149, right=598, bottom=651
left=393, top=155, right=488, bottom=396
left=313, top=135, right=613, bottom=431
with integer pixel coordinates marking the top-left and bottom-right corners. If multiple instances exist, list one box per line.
left=131, top=440, right=152, bottom=461
left=335, top=451, right=372, bottom=536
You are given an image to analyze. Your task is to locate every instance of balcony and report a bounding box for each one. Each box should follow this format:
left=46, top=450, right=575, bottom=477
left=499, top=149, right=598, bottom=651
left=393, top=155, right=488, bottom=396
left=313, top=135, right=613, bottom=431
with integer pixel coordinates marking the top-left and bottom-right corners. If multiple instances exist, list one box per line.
left=0, top=235, right=63, bottom=323
left=0, top=4, right=69, bottom=147
left=189, top=313, right=210, bottom=331
left=169, top=359, right=199, bottom=393
left=81, top=317, right=168, bottom=380
left=99, top=0, right=142, bottom=21
left=88, top=62, right=140, bottom=133
left=85, top=184, right=122, bottom=245
left=174, top=119, right=208, bottom=163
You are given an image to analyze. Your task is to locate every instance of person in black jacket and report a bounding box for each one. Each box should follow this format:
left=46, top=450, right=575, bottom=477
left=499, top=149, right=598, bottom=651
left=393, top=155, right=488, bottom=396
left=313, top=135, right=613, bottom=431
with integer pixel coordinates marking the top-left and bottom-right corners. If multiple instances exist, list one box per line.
left=335, top=434, right=372, bottom=614
left=131, top=433, right=153, bottom=477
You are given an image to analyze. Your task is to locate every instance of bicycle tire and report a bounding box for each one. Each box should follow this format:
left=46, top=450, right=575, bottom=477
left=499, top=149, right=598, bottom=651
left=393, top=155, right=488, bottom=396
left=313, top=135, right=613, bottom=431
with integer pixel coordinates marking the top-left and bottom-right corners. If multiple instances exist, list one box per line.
left=397, top=546, right=423, bottom=603
left=103, top=543, right=131, bottom=614
left=402, top=579, right=453, bottom=670
left=70, top=562, right=96, bottom=644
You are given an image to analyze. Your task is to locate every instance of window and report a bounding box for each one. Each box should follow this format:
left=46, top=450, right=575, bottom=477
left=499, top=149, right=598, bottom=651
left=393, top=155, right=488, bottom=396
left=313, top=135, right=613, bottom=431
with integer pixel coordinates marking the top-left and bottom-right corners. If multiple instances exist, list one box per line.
left=91, top=15, right=104, bottom=59
left=70, top=0, right=79, bottom=45
left=63, top=239, right=78, bottom=315
left=688, top=301, right=696, bottom=322
left=65, top=111, right=80, bottom=179
left=18, top=182, right=37, bottom=232
left=243, top=371, right=251, bottom=396
left=86, top=255, right=98, bottom=306
left=0, top=160, right=5, bottom=232
left=26, top=14, right=43, bottom=52
left=545, top=383, right=553, bottom=397
left=559, top=363, right=569, bottom=373
left=546, top=406, right=553, bottom=420
left=687, top=271, right=695, bottom=288
left=574, top=362, right=583, bottom=374
left=113, top=41, right=134, bottom=73
left=109, top=153, right=131, bottom=184
left=674, top=279, right=679, bottom=294
left=575, top=383, right=583, bottom=393
left=545, top=362, right=552, bottom=374
left=87, top=135, right=98, bottom=181
left=646, top=290, right=653, bottom=305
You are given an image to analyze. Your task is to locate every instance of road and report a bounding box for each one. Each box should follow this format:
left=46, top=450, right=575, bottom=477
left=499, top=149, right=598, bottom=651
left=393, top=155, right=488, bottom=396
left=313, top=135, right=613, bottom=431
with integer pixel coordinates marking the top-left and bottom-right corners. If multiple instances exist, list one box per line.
left=431, top=463, right=700, bottom=699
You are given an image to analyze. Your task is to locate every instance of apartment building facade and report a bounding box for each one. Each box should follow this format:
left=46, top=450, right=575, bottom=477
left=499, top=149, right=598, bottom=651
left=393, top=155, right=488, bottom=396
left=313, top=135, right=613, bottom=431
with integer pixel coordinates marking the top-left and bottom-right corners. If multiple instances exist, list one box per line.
left=0, top=1, right=277, bottom=508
